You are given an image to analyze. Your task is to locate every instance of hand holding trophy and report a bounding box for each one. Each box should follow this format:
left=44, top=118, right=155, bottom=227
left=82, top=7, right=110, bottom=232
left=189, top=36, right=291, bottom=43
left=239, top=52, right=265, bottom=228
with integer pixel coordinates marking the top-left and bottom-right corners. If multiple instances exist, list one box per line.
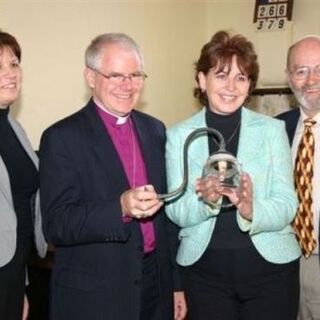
left=158, top=127, right=243, bottom=209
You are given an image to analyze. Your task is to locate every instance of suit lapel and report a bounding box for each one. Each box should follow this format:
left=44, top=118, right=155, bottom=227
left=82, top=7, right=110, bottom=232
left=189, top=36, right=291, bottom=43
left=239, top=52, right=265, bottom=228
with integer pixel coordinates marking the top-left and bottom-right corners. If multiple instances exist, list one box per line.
left=285, top=109, right=300, bottom=145
left=178, top=108, right=266, bottom=173
left=131, top=112, right=161, bottom=189
left=237, top=108, right=264, bottom=166
left=8, top=115, right=38, bottom=168
left=184, top=109, right=210, bottom=174
left=186, top=108, right=265, bottom=172
left=0, top=115, right=38, bottom=206
left=82, top=102, right=130, bottom=190
left=0, top=157, right=13, bottom=206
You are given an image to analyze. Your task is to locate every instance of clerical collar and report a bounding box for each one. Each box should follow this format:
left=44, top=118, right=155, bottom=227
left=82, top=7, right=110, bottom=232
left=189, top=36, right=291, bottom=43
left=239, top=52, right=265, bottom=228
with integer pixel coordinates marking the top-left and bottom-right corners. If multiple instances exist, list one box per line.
left=94, top=99, right=130, bottom=125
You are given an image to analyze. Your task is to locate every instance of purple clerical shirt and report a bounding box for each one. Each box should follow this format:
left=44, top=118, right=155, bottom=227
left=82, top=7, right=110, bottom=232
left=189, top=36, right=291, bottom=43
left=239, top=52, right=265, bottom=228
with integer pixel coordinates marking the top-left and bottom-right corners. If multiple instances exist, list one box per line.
left=96, top=104, right=156, bottom=254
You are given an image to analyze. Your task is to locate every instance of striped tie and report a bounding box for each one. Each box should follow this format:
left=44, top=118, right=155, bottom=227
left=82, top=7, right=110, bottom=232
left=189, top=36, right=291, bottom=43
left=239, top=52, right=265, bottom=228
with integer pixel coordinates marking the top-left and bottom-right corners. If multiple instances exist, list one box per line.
left=293, top=118, right=317, bottom=258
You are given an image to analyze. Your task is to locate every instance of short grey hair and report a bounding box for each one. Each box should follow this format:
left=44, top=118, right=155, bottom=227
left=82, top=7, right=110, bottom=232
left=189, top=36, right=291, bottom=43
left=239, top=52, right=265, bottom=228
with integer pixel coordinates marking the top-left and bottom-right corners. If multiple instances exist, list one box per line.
left=85, top=33, right=144, bottom=70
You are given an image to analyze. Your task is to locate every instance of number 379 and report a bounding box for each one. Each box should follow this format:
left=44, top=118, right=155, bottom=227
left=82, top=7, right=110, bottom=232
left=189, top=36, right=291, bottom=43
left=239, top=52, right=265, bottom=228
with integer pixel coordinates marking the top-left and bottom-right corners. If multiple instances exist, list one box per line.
left=257, top=18, right=286, bottom=31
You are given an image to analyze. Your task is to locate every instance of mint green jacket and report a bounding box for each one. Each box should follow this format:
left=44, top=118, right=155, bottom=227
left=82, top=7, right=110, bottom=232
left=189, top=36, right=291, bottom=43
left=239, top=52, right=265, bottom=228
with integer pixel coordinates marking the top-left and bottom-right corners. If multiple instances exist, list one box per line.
left=166, top=107, right=301, bottom=266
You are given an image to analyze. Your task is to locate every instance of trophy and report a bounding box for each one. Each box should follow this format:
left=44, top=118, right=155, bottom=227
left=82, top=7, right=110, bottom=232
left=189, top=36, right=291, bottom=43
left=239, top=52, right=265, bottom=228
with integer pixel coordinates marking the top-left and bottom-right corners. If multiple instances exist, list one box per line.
left=158, top=127, right=242, bottom=206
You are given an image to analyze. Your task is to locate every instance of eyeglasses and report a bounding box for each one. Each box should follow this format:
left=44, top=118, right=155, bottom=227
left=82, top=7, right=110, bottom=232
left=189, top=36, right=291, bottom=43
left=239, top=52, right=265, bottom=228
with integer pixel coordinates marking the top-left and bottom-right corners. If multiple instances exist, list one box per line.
left=93, top=68, right=148, bottom=85
left=289, top=65, right=320, bottom=80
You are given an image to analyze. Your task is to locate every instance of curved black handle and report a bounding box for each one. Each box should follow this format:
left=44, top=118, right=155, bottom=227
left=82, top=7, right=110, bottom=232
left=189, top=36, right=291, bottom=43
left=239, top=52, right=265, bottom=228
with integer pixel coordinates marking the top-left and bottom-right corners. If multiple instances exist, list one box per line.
left=158, top=127, right=226, bottom=200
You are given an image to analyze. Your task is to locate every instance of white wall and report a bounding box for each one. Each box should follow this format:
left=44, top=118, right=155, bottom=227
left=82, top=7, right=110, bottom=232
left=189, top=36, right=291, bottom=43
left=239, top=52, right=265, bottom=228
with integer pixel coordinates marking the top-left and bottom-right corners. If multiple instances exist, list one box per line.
left=1, top=0, right=206, bottom=147
left=1, top=0, right=320, bottom=147
left=206, top=0, right=320, bottom=88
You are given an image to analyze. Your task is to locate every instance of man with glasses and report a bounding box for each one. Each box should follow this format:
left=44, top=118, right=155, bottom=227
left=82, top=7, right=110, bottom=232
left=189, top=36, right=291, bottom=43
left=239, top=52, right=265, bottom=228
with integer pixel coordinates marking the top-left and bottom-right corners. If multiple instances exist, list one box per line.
left=39, top=33, right=186, bottom=320
left=277, top=35, right=320, bottom=320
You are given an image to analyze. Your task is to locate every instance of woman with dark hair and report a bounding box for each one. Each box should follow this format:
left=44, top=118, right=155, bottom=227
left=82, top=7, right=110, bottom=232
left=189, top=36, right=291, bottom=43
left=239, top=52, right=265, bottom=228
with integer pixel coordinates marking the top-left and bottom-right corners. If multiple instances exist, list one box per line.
left=165, top=30, right=301, bottom=319
left=0, top=31, right=47, bottom=320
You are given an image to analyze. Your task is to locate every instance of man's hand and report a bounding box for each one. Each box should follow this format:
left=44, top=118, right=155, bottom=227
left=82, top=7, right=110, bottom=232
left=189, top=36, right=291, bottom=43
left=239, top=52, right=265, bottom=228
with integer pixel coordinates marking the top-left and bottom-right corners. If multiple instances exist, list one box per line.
left=174, top=291, right=187, bottom=320
left=22, top=294, right=29, bottom=320
left=120, top=185, right=163, bottom=219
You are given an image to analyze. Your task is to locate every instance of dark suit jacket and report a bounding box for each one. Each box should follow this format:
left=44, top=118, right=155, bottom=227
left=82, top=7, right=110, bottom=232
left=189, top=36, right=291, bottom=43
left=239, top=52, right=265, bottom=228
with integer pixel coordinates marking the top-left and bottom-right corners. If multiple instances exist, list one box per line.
left=39, top=99, right=180, bottom=320
left=276, top=108, right=300, bottom=146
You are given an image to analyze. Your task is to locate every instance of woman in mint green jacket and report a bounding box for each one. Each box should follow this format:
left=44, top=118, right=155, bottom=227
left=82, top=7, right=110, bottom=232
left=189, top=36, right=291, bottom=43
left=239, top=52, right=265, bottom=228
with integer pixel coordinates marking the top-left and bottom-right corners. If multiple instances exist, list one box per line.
left=166, top=30, right=301, bottom=320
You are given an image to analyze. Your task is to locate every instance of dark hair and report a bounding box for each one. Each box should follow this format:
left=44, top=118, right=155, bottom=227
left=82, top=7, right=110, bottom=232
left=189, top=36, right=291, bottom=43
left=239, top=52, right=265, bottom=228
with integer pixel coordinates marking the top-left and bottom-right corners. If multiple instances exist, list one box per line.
left=0, top=31, right=21, bottom=62
left=194, top=30, right=259, bottom=106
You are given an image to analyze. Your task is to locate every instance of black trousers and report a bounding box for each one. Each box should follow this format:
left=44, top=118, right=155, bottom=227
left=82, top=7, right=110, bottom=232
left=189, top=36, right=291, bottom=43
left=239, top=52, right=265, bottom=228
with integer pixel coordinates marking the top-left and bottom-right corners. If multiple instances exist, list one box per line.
left=140, top=251, right=162, bottom=320
left=0, top=239, right=31, bottom=320
left=182, top=246, right=299, bottom=320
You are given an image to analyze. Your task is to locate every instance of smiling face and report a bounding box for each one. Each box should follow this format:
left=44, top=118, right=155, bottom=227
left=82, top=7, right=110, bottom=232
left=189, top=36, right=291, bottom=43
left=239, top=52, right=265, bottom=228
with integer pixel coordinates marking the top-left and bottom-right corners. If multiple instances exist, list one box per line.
left=0, top=46, right=21, bottom=108
left=287, top=37, right=320, bottom=117
left=198, top=55, right=250, bottom=115
left=85, top=43, right=144, bottom=116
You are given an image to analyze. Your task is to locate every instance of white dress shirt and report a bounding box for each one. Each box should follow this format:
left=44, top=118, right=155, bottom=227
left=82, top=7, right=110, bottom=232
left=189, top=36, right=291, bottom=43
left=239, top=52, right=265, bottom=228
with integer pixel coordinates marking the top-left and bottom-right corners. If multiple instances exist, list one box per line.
left=292, top=110, right=320, bottom=254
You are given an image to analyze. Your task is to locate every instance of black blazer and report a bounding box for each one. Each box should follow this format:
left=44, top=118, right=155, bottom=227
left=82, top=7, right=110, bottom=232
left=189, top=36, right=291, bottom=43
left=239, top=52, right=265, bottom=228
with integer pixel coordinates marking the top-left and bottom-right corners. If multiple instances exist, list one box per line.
left=39, top=99, right=180, bottom=320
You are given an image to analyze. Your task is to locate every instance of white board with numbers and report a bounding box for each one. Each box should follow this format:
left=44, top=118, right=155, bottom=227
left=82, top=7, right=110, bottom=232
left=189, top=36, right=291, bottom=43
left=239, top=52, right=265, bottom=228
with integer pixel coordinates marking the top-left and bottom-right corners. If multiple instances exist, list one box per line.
left=253, top=0, right=294, bottom=32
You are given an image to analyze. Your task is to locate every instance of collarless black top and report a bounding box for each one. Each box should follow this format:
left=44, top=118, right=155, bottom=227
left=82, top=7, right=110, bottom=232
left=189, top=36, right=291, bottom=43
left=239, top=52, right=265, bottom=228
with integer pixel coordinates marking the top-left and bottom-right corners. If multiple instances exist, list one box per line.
left=0, top=107, right=38, bottom=241
left=205, top=106, right=252, bottom=249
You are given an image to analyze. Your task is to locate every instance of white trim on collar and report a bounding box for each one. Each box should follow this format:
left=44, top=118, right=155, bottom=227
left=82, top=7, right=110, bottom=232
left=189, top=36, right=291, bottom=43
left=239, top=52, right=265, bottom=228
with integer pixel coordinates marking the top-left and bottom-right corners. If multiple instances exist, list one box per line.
left=94, top=99, right=130, bottom=125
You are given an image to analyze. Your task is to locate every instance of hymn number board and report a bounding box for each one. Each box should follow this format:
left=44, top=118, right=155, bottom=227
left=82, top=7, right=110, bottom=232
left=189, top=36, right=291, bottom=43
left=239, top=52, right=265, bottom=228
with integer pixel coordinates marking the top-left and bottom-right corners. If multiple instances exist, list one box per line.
left=253, top=0, right=294, bottom=32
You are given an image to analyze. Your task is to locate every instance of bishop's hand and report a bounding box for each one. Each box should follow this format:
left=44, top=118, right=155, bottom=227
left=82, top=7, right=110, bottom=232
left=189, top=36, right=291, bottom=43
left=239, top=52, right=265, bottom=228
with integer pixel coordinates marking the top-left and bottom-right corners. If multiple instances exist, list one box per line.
left=120, top=185, right=163, bottom=219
